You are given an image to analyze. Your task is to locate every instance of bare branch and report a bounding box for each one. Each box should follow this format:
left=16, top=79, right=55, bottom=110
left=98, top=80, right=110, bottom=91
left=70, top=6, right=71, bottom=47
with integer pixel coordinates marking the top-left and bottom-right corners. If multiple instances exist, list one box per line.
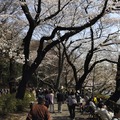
left=19, top=0, right=34, bottom=25
left=58, top=0, right=61, bottom=10
left=30, top=0, right=109, bottom=74
left=84, top=27, right=94, bottom=73
left=42, top=0, right=72, bottom=22
left=89, top=59, right=117, bottom=73
left=34, top=0, right=42, bottom=22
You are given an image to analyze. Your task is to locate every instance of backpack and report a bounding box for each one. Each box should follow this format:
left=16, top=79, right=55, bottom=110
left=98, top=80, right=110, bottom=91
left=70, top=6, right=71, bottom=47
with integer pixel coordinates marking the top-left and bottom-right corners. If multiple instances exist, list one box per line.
left=45, top=96, right=51, bottom=107
left=71, top=96, right=77, bottom=105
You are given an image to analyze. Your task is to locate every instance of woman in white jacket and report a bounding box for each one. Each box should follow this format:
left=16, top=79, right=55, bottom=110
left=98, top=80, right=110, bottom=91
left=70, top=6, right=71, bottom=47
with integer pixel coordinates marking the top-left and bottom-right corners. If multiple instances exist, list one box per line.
left=97, top=103, right=114, bottom=120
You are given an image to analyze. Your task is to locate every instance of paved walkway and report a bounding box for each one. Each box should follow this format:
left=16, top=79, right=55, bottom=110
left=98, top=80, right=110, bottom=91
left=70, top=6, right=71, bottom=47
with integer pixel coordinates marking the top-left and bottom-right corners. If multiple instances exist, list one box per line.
left=51, top=103, right=93, bottom=120
left=0, top=103, right=97, bottom=120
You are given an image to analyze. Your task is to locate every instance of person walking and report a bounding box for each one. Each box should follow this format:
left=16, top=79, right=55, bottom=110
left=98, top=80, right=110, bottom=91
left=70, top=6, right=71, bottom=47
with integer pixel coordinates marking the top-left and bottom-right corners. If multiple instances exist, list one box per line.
left=26, top=95, right=51, bottom=120
left=48, top=89, right=55, bottom=113
left=67, top=91, right=77, bottom=120
left=44, top=89, right=51, bottom=108
left=57, top=89, right=64, bottom=113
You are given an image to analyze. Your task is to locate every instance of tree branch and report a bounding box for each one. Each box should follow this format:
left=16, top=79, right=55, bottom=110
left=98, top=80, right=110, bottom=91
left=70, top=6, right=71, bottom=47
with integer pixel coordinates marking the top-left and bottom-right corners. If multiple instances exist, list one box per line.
left=43, top=0, right=72, bottom=21
left=19, top=0, right=34, bottom=25
left=89, top=59, right=117, bottom=73
left=34, top=0, right=41, bottom=22
left=30, top=0, right=109, bottom=74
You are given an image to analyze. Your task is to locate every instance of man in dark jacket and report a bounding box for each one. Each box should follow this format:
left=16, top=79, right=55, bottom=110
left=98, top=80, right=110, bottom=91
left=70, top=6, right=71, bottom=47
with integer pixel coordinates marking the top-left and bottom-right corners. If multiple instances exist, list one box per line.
left=57, top=90, right=64, bottom=113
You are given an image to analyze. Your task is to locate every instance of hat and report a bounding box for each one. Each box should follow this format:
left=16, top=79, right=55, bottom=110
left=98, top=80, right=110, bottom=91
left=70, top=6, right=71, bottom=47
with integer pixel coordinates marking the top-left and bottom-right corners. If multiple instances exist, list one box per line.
left=38, top=95, right=45, bottom=103
left=77, top=90, right=80, bottom=93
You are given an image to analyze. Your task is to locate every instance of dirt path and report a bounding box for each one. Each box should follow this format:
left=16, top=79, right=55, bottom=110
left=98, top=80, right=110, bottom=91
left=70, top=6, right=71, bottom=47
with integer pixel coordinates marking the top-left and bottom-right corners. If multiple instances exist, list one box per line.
left=51, top=103, right=92, bottom=120
left=0, top=103, right=95, bottom=120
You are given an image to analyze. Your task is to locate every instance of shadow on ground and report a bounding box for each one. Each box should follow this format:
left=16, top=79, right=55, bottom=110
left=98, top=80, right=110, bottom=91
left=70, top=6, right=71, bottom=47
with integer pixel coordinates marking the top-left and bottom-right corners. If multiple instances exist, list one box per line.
left=52, top=116, right=98, bottom=120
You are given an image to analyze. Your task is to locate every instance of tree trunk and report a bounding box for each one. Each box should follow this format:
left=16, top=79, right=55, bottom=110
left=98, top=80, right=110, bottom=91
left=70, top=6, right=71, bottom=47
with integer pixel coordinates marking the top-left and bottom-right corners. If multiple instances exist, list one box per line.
left=16, top=64, right=31, bottom=99
left=55, top=43, right=64, bottom=90
left=106, top=55, right=120, bottom=105
left=76, top=73, right=88, bottom=93
left=16, top=78, right=27, bottom=99
left=9, top=57, right=16, bottom=94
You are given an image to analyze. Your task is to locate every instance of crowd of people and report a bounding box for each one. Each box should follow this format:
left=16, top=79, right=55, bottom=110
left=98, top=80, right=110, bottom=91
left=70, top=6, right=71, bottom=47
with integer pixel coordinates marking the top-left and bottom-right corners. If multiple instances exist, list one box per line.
left=0, top=88, right=9, bottom=96
left=75, top=92, right=120, bottom=120
left=26, top=88, right=120, bottom=120
left=0, top=87, right=119, bottom=120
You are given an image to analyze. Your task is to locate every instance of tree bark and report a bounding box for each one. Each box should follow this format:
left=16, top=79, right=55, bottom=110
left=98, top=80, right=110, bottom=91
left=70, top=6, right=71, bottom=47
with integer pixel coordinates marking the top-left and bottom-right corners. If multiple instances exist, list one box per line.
left=9, top=57, right=16, bottom=94
left=16, top=64, right=31, bottom=99
left=106, top=55, right=120, bottom=105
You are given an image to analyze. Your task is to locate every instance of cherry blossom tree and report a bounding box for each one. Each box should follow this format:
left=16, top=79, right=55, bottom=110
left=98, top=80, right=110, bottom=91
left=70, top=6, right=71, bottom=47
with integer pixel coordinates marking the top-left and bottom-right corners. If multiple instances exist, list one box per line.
left=0, top=0, right=26, bottom=93
left=15, top=0, right=109, bottom=99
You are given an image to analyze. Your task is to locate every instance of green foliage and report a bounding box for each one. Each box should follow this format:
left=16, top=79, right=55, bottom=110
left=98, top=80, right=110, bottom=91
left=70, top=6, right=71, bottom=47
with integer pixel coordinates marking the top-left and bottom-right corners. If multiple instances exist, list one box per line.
left=0, top=59, right=9, bottom=86
left=0, top=94, right=16, bottom=115
left=0, top=58, right=22, bottom=87
left=0, top=91, right=35, bottom=115
left=96, top=94, right=110, bottom=100
left=16, top=91, right=35, bottom=111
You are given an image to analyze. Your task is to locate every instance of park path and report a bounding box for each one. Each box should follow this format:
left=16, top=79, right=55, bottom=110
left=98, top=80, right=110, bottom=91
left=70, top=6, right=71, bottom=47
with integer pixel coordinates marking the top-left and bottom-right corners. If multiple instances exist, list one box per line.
left=0, top=103, right=95, bottom=120
left=51, top=103, right=91, bottom=120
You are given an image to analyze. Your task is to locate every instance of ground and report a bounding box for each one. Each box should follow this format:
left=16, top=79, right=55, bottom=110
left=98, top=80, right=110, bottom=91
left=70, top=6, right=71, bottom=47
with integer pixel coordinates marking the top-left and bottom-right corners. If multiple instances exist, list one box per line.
left=0, top=103, right=97, bottom=120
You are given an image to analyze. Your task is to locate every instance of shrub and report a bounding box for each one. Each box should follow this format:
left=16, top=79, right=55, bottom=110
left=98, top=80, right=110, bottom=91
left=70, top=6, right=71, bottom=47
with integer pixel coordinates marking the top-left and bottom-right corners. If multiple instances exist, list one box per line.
left=0, top=94, right=16, bottom=115
left=0, top=91, right=35, bottom=114
left=96, top=94, right=110, bottom=100
left=16, top=91, right=35, bottom=111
